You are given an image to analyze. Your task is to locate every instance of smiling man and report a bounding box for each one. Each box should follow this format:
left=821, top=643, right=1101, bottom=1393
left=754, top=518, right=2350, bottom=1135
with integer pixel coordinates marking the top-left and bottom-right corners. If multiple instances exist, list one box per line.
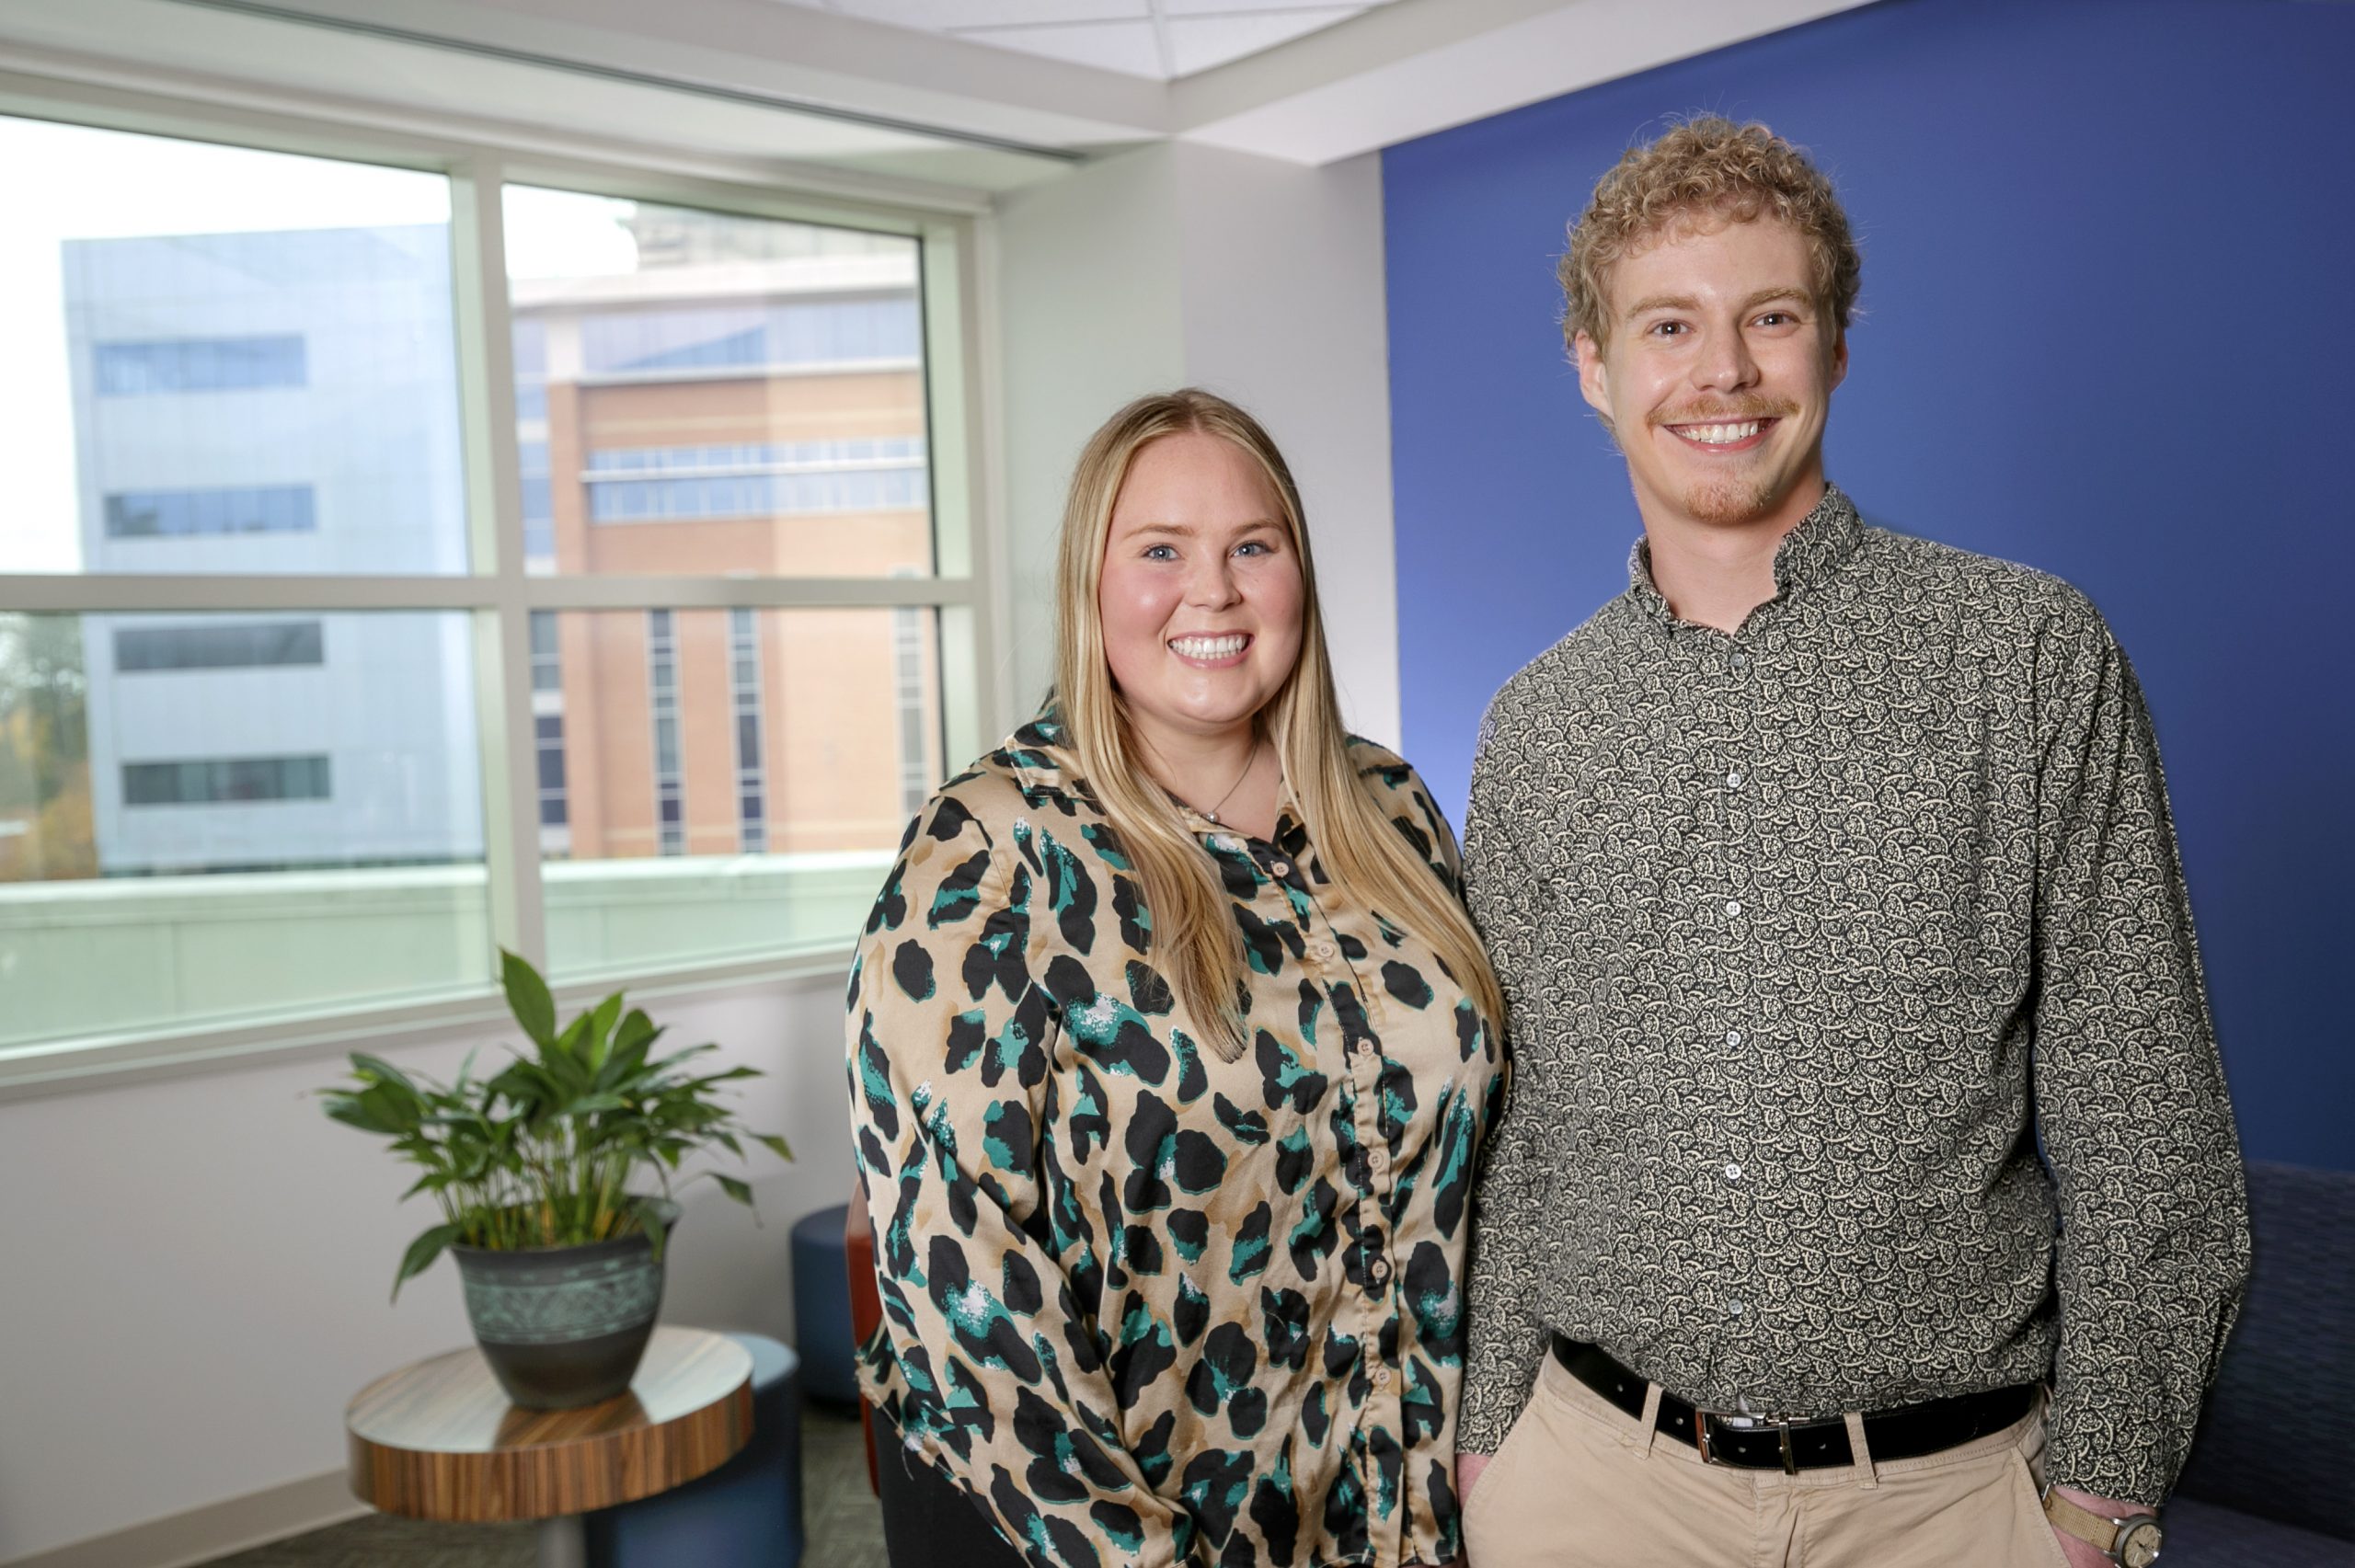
left=1451, top=119, right=2250, bottom=1568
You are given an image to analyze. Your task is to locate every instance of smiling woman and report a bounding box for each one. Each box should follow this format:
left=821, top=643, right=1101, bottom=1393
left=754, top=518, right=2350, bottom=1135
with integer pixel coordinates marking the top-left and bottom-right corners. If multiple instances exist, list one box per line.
left=845, top=388, right=1507, bottom=1568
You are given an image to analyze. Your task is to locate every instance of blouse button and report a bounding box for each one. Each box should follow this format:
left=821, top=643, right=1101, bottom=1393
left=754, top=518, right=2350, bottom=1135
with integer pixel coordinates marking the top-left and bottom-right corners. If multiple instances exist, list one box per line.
left=1366, top=1148, right=1386, bottom=1173
left=1307, top=939, right=1337, bottom=961
left=1353, top=1040, right=1376, bottom=1059
left=1270, top=861, right=1292, bottom=878
left=1369, top=1258, right=1391, bottom=1284
left=1372, top=1367, right=1392, bottom=1390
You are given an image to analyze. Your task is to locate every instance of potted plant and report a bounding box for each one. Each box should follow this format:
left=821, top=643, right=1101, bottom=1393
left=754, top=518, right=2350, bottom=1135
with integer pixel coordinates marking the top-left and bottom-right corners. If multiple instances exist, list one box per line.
left=320, top=949, right=791, bottom=1409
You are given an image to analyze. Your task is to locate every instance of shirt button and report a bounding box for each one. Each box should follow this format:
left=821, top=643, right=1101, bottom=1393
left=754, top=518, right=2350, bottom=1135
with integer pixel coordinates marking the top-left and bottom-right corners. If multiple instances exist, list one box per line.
left=1724, top=1162, right=1743, bottom=1181
left=1367, top=1148, right=1387, bottom=1173
left=1370, top=1258, right=1391, bottom=1283
left=1730, top=652, right=1751, bottom=672
left=1725, top=1029, right=1743, bottom=1047
left=1353, top=1040, right=1375, bottom=1059
left=1307, top=939, right=1336, bottom=960
left=1725, top=899, right=1742, bottom=918
left=1270, top=861, right=1292, bottom=878
left=1372, top=1367, right=1392, bottom=1390
left=1726, top=1300, right=1746, bottom=1317
left=1726, top=771, right=1745, bottom=789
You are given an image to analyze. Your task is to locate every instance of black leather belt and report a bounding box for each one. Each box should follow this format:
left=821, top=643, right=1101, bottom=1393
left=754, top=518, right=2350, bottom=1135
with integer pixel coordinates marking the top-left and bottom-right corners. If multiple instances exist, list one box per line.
left=1551, top=1336, right=2038, bottom=1473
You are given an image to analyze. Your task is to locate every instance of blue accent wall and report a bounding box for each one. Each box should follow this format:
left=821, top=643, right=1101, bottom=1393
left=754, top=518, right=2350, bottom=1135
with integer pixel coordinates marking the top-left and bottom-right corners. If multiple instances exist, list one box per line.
left=1383, top=0, right=2355, bottom=1169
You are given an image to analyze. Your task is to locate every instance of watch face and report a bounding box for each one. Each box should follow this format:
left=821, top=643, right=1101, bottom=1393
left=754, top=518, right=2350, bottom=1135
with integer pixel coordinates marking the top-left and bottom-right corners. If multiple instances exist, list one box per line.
left=2119, top=1519, right=2163, bottom=1567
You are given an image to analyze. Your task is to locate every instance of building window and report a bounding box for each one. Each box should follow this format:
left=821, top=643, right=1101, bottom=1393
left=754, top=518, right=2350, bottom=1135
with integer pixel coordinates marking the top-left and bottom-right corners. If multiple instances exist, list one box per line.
left=588, top=466, right=925, bottom=523
left=534, top=711, right=569, bottom=822
left=528, top=611, right=560, bottom=693
left=519, top=440, right=553, bottom=563
left=103, top=486, right=317, bottom=539
left=578, top=297, right=918, bottom=377
left=648, top=609, right=683, bottom=855
left=729, top=608, right=766, bottom=853
left=893, top=607, right=929, bottom=817
left=122, top=755, right=331, bottom=807
left=94, top=334, right=307, bottom=395
left=115, top=621, right=325, bottom=672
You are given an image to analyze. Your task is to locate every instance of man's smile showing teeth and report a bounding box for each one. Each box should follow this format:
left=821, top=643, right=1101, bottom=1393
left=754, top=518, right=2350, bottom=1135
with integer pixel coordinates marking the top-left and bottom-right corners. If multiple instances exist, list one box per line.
left=1170, top=633, right=1250, bottom=662
left=1669, top=419, right=1768, bottom=447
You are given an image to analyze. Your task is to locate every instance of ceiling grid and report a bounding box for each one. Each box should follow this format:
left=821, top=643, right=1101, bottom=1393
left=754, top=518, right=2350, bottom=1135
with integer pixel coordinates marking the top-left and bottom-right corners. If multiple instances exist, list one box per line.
left=779, top=0, right=1401, bottom=80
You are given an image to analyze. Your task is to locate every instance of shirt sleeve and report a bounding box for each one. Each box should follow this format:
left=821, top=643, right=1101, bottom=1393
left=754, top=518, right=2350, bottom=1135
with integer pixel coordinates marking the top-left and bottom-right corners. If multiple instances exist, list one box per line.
left=848, top=790, right=1202, bottom=1567
left=1454, top=705, right=1555, bottom=1455
left=2030, top=612, right=2252, bottom=1505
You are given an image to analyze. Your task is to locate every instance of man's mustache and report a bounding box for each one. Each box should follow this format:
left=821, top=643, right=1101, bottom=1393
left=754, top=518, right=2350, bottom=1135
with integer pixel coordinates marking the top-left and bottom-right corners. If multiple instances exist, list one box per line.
left=1648, top=399, right=1798, bottom=428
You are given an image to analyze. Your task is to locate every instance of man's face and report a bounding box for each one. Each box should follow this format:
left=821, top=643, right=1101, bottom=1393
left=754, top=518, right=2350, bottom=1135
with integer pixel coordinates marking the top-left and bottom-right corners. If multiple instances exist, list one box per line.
left=1575, top=214, right=1847, bottom=532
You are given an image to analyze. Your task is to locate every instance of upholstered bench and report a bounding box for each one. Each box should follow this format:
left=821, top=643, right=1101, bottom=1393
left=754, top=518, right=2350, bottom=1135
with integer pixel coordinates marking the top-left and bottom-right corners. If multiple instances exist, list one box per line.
left=581, top=1331, right=804, bottom=1567
left=2166, top=1162, right=2354, bottom=1566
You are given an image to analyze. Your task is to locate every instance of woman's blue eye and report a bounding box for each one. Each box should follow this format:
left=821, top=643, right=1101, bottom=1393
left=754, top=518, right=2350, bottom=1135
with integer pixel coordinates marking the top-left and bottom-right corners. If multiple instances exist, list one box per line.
left=1143, top=544, right=1176, bottom=561
left=1235, top=540, right=1269, bottom=556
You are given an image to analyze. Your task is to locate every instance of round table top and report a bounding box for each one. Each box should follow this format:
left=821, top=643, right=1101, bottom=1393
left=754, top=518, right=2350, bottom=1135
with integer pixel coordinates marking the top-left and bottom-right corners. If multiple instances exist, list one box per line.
left=346, top=1326, right=753, bottom=1522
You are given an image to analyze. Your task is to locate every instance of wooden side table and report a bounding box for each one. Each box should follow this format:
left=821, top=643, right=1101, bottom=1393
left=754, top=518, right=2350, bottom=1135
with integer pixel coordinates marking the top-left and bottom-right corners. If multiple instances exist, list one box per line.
left=348, top=1326, right=754, bottom=1568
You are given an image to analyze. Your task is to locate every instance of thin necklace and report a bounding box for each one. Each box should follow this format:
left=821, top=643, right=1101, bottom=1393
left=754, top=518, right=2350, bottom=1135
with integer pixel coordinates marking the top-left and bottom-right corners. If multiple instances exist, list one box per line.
left=1200, top=739, right=1262, bottom=825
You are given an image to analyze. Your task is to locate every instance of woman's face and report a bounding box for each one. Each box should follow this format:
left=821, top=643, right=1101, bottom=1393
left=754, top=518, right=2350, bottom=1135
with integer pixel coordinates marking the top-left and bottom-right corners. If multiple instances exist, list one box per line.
left=1097, top=430, right=1305, bottom=750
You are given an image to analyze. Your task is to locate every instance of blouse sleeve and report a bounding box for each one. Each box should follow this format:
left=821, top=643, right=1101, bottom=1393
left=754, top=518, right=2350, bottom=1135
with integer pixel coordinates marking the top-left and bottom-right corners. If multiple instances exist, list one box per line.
left=848, top=786, right=1202, bottom=1568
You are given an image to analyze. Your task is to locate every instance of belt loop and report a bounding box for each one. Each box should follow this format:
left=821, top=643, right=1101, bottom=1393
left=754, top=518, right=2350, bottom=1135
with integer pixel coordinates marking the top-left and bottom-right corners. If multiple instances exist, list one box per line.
left=1637, top=1383, right=1663, bottom=1459
left=1842, top=1411, right=1878, bottom=1490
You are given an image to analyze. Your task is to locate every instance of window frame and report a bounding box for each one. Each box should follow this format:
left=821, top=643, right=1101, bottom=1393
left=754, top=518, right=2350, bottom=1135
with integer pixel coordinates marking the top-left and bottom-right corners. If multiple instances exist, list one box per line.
left=0, top=72, right=1010, bottom=1098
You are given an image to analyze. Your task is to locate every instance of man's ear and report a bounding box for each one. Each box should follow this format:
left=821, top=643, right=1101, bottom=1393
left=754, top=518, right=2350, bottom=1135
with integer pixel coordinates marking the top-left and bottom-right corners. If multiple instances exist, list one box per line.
left=1830, top=330, right=1849, bottom=393
left=1574, top=329, right=1612, bottom=418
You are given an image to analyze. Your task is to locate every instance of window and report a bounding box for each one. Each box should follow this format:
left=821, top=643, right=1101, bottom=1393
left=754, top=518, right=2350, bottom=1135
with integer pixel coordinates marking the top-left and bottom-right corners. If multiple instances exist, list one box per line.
left=94, top=335, right=306, bottom=395
left=647, top=610, right=684, bottom=856
left=588, top=467, right=926, bottom=523
left=2, top=108, right=979, bottom=1081
left=729, top=608, right=766, bottom=853
left=578, top=297, right=919, bottom=376
left=116, top=621, right=324, bottom=672
left=104, top=486, right=316, bottom=539
left=123, top=755, right=330, bottom=807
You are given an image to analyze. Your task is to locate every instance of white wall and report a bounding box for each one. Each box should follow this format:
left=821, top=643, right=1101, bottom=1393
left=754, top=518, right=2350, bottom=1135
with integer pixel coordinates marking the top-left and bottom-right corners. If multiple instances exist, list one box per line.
left=993, top=142, right=1399, bottom=747
left=0, top=974, right=856, bottom=1563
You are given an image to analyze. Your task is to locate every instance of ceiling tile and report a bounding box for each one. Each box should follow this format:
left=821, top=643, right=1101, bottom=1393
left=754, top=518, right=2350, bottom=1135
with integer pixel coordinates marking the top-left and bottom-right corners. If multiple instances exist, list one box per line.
left=1156, top=0, right=1384, bottom=14
left=831, top=0, right=1148, bottom=26
left=947, top=18, right=1168, bottom=76
left=1165, top=7, right=1361, bottom=74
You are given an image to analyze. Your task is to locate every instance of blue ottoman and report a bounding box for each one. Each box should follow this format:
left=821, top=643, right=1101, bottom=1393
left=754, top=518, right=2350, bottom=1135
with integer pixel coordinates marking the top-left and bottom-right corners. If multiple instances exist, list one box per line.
left=582, top=1332, right=802, bottom=1568
left=792, top=1203, right=858, bottom=1407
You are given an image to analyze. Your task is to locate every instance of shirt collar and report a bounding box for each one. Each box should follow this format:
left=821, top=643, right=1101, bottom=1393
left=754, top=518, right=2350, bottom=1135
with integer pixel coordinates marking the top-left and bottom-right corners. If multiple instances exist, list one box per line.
left=1626, top=482, right=1863, bottom=625
left=1015, top=704, right=1304, bottom=845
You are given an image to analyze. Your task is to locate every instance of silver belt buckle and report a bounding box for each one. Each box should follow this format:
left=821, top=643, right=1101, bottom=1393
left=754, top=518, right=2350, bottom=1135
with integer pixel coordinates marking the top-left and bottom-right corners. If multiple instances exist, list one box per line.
left=1699, top=1409, right=1803, bottom=1474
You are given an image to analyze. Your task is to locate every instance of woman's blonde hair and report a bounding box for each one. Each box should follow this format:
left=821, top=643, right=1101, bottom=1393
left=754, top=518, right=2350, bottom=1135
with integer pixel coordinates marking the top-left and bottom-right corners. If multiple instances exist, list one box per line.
left=1051, top=388, right=1505, bottom=1061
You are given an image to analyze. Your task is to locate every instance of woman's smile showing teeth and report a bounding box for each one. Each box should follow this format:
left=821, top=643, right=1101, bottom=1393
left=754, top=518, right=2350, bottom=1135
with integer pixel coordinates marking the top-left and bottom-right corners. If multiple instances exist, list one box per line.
left=1170, top=632, right=1252, bottom=665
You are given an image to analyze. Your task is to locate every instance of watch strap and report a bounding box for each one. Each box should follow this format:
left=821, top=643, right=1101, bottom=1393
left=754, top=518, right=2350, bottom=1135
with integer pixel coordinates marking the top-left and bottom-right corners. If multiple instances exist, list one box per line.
left=2041, top=1488, right=2121, bottom=1555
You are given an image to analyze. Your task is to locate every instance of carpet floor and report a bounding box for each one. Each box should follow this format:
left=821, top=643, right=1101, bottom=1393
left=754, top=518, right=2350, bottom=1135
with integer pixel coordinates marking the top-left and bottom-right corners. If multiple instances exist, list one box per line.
left=198, top=1399, right=886, bottom=1568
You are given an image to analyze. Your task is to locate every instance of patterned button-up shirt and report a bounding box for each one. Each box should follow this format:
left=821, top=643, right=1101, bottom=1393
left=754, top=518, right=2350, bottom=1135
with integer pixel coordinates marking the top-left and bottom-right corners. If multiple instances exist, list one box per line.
left=848, top=712, right=1505, bottom=1567
left=1457, top=486, right=2249, bottom=1505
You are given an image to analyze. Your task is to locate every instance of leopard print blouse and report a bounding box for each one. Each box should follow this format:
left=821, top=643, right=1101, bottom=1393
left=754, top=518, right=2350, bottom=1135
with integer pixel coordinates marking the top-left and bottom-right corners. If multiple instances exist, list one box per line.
left=847, top=711, right=1505, bottom=1567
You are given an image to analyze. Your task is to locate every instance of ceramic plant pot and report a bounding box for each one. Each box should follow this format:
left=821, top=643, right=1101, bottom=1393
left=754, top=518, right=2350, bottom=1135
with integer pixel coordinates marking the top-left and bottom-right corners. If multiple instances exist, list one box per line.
left=449, top=1204, right=676, bottom=1409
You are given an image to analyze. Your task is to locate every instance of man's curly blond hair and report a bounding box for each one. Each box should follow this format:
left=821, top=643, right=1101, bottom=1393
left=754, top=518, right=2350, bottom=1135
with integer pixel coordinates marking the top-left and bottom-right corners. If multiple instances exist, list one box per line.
left=1562, top=116, right=1860, bottom=351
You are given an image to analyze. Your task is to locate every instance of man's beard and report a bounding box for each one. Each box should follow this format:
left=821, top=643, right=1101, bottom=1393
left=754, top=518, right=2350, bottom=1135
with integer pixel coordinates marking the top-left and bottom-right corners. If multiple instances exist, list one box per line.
left=1683, top=473, right=1782, bottom=526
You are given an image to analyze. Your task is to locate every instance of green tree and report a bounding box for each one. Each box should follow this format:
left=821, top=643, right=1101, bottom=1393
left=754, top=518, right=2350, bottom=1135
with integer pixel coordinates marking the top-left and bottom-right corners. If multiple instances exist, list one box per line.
left=0, top=615, right=97, bottom=881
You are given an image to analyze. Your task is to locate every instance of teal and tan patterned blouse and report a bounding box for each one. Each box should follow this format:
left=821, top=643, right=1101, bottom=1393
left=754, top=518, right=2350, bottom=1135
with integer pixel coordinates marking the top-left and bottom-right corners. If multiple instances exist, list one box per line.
left=846, top=711, right=1504, bottom=1568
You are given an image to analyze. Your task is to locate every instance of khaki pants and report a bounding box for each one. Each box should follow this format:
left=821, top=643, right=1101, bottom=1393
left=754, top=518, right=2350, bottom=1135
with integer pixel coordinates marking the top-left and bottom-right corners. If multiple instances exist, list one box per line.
left=1463, top=1352, right=2070, bottom=1568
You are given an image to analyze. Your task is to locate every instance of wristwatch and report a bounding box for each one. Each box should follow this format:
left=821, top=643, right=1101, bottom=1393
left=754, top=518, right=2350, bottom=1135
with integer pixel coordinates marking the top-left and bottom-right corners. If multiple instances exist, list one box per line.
left=2042, top=1482, right=2164, bottom=1566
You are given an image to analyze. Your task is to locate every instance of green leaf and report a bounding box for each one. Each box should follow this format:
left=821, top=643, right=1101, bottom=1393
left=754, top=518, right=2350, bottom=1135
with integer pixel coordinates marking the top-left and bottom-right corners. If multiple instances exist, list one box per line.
left=500, top=948, right=557, bottom=1050
left=754, top=1133, right=794, bottom=1162
left=391, top=1222, right=463, bottom=1302
left=584, top=991, right=625, bottom=1071
left=711, top=1173, right=753, bottom=1207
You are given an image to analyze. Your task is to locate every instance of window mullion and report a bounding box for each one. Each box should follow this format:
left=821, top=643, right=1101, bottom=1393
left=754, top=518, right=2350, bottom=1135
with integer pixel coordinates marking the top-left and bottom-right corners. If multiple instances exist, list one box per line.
left=448, top=153, right=546, bottom=971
